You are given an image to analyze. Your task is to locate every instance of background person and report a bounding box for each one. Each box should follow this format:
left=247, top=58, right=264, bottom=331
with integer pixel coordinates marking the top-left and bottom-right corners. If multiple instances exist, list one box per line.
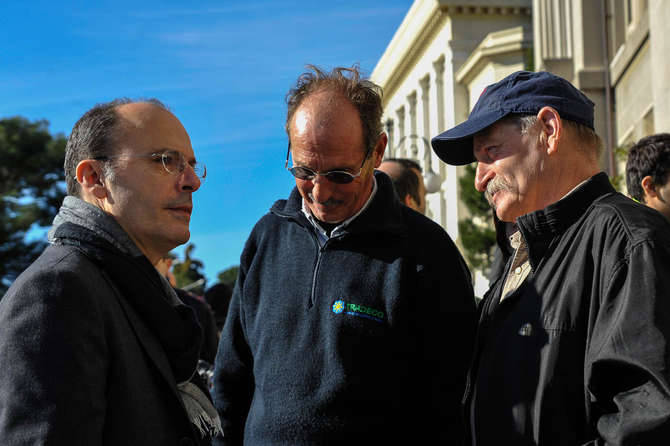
left=377, top=157, right=427, bottom=214
left=156, top=254, right=219, bottom=365
left=625, top=133, right=670, bottom=221
left=204, top=283, right=233, bottom=334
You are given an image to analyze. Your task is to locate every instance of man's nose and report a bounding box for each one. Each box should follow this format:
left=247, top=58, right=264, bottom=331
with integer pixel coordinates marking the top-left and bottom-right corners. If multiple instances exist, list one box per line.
left=310, top=174, right=334, bottom=202
left=474, top=162, right=493, bottom=193
left=179, top=165, right=201, bottom=192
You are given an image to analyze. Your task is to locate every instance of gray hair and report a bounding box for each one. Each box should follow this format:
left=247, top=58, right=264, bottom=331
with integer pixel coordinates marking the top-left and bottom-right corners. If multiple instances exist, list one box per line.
left=503, top=113, right=603, bottom=159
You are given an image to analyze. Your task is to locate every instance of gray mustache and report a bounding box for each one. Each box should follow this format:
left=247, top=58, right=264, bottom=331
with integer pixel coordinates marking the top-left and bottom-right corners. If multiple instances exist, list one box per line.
left=484, top=177, right=508, bottom=206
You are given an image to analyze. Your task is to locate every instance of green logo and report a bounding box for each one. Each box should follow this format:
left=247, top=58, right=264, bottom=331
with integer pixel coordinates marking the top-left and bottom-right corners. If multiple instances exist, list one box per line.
left=332, top=299, right=385, bottom=322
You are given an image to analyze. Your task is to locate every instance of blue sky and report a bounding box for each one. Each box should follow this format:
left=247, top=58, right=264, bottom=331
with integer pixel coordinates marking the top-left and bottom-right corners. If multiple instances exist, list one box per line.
left=0, top=1, right=411, bottom=285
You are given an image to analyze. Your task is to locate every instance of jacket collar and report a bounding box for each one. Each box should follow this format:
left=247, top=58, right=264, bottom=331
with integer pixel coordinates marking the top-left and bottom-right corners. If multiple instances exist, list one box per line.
left=271, top=170, right=407, bottom=238
left=516, top=172, right=615, bottom=270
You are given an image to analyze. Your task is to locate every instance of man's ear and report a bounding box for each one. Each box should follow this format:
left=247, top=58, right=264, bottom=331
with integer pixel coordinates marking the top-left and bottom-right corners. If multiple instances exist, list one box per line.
left=641, top=175, right=657, bottom=199
left=372, top=133, right=388, bottom=168
left=403, top=194, right=419, bottom=212
left=75, top=159, right=108, bottom=200
left=536, top=106, right=562, bottom=155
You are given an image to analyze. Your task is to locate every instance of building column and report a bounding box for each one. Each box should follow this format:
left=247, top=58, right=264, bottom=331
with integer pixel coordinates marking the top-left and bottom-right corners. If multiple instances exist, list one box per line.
left=407, top=91, right=418, bottom=159
left=429, top=58, right=448, bottom=228
left=396, top=106, right=406, bottom=157
left=384, top=118, right=394, bottom=158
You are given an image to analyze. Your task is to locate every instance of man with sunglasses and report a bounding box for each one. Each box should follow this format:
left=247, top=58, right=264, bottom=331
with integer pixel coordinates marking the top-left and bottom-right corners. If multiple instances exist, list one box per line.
left=0, top=99, right=219, bottom=445
left=212, top=66, right=476, bottom=445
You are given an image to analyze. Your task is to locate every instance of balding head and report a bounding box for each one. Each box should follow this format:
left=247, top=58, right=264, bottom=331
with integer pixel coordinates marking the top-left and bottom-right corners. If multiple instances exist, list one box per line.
left=64, top=98, right=169, bottom=197
left=285, top=65, right=384, bottom=157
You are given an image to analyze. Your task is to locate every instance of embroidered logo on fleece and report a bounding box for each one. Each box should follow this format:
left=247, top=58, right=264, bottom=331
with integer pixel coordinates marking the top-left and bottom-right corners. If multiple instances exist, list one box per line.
left=332, top=299, right=385, bottom=323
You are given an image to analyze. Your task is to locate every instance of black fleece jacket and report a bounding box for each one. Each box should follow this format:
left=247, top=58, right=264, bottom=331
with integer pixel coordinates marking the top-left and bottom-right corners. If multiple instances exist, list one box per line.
left=213, top=171, right=476, bottom=445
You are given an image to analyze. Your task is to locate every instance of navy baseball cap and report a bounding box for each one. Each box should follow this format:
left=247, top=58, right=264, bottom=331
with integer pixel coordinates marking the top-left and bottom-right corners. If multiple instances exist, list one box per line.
left=431, top=70, right=595, bottom=165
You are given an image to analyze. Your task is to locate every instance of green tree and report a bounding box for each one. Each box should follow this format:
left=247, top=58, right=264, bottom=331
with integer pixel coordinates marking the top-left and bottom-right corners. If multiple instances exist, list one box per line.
left=457, top=164, right=497, bottom=271
left=217, top=265, right=239, bottom=286
left=172, top=243, right=207, bottom=294
left=608, top=145, right=631, bottom=192
left=0, top=117, right=67, bottom=292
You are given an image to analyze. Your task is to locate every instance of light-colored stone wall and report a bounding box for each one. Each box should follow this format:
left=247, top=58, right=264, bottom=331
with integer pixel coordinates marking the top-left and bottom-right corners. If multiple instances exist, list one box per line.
left=615, top=40, right=652, bottom=146
left=372, top=1, right=532, bottom=243
left=649, top=0, right=670, bottom=133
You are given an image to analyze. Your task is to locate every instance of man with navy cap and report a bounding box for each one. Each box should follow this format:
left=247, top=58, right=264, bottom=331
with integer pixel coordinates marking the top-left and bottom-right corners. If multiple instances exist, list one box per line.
left=432, top=71, right=670, bottom=445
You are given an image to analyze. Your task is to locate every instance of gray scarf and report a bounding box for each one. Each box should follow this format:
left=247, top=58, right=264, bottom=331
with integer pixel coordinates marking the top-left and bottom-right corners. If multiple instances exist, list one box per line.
left=49, top=196, right=222, bottom=438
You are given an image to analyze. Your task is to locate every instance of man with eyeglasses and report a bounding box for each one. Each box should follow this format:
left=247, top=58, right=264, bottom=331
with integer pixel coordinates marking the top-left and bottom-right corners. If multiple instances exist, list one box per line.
left=0, top=99, right=220, bottom=445
left=212, top=65, right=476, bottom=445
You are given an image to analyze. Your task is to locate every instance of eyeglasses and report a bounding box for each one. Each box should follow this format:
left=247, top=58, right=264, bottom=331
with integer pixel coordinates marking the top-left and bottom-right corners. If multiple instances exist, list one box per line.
left=284, top=143, right=371, bottom=185
left=95, top=149, right=207, bottom=179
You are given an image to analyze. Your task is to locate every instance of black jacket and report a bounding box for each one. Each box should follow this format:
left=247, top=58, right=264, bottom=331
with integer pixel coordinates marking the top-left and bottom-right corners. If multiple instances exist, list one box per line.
left=466, top=173, right=670, bottom=445
left=213, top=172, right=476, bottom=445
left=0, top=224, right=209, bottom=446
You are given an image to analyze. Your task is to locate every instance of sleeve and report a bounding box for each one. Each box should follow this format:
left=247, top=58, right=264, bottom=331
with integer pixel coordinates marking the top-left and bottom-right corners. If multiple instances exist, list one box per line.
left=211, top=240, right=256, bottom=446
left=417, top=234, right=477, bottom=444
left=0, top=261, right=108, bottom=445
left=585, top=239, right=670, bottom=445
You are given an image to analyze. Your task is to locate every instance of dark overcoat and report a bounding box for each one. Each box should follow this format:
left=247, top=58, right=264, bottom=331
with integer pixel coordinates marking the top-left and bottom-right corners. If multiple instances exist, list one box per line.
left=0, top=244, right=205, bottom=446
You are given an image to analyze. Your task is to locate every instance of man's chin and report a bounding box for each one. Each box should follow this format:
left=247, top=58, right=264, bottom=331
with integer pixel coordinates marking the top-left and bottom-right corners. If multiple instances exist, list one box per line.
left=495, top=206, right=520, bottom=223
left=169, top=229, right=191, bottom=248
left=309, top=206, right=345, bottom=224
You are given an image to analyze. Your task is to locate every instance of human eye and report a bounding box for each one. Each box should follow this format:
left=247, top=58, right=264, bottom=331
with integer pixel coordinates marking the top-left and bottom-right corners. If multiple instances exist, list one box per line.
left=161, top=151, right=181, bottom=170
left=291, top=166, right=315, bottom=179
left=325, top=170, right=355, bottom=184
left=485, top=146, right=500, bottom=160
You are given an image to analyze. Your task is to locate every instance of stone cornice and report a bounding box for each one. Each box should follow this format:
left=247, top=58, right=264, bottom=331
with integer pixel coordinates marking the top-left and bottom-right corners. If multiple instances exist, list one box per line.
left=371, top=0, right=531, bottom=105
left=456, top=25, right=532, bottom=84
left=371, top=0, right=444, bottom=105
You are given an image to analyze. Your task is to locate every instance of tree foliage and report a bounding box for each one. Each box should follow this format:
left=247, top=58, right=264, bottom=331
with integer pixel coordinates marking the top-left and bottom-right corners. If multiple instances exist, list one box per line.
left=217, top=265, right=239, bottom=286
left=0, top=117, right=67, bottom=292
left=172, top=243, right=207, bottom=295
left=458, top=164, right=497, bottom=271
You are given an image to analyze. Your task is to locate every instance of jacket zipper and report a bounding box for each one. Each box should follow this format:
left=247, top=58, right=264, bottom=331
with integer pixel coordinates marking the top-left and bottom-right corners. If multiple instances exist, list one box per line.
left=272, top=209, right=341, bottom=309
left=310, top=246, right=323, bottom=307
left=309, top=236, right=335, bottom=308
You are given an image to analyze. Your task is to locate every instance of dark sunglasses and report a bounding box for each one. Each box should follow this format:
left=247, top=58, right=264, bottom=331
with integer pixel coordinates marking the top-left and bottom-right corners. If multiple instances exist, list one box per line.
left=284, top=143, right=371, bottom=185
